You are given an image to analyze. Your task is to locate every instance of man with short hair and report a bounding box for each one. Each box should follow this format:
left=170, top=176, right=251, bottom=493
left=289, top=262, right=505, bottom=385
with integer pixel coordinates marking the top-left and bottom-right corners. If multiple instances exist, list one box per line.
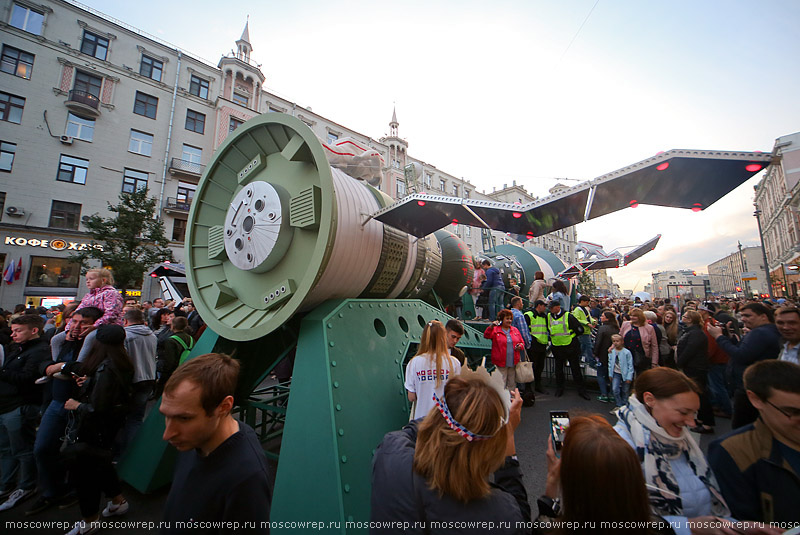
left=546, top=300, right=588, bottom=399
left=120, top=308, right=157, bottom=453
left=708, top=360, right=800, bottom=522
left=148, top=298, right=165, bottom=328
left=481, top=259, right=505, bottom=321
left=444, top=319, right=466, bottom=366
left=524, top=300, right=549, bottom=394
left=708, top=302, right=782, bottom=428
left=776, top=306, right=800, bottom=365
left=160, top=353, right=271, bottom=533
left=27, top=307, right=102, bottom=515
left=0, top=315, right=51, bottom=511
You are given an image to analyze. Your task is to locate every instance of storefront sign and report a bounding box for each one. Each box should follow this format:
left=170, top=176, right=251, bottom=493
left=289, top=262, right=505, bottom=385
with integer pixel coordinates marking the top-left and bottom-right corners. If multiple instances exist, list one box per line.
left=4, top=236, right=104, bottom=251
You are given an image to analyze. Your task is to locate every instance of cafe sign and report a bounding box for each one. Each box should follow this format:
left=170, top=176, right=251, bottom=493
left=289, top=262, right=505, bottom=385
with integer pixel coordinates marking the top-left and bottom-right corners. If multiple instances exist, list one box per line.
left=4, top=236, right=104, bottom=251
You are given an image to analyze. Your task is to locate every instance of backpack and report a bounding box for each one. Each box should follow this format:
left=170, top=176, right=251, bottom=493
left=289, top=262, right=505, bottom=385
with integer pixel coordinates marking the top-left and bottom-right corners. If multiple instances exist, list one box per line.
left=170, top=334, right=195, bottom=365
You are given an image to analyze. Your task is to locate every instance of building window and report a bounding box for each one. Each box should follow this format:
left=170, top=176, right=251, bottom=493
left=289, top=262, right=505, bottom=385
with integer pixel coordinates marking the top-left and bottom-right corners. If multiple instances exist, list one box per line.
left=181, top=144, right=202, bottom=164
left=65, top=113, right=94, bottom=141
left=440, top=179, right=446, bottom=192
left=232, top=92, right=248, bottom=107
left=185, top=109, right=205, bottom=134
left=425, top=172, right=432, bottom=188
left=80, top=31, right=109, bottom=61
left=391, top=159, right=401, bottom=169
left=1, top=45, right=34, bottom=79
left=10, top=3, right=44, bottom=35
left=229, top=117, right=243, bottom=132
left=73, top=71, right=102, bottom=99
left=28, top=255, right=81, bottom=288
left=177, top=181, right=196, bottom=204
left=327, top=132, right=338, bottom=144
left=133, top=91, right=158, bottom=119
left=139, top=54, right=162, bottom=82
left=452, top=184, right=459, bottom=196
left=268, top=106, right=283, bottom=113
left=122, top=168, right=148, bottom=193
left=397, top=180, right=406, bottom=196
left=172, top=218, right=187, bottom=242
left=128, top=130, right=153, bottom=156
left=0, top=91, right=25, bottom=124
left=189, top=75, right=209, bottom=99
left=0, top=142, right=15, bottom=172
left=49, top=200, right=81, bottom=230
left=465, top=226, right=471, bottom=237
left=0, top=192, right=4, bottom=220
left=464, top=189, right=470, bottom=199
left=56, top=155, right=88, bottom=185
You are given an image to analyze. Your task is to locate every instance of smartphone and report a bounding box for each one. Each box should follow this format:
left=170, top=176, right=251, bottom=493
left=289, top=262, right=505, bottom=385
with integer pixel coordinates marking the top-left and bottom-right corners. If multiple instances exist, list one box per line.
left=550, top=410, right=570, bottom=454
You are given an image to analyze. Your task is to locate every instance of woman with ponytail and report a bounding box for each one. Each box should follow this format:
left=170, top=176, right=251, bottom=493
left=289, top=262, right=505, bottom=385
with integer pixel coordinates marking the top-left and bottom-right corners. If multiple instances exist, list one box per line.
left=404, top=320, right=461, bottom=419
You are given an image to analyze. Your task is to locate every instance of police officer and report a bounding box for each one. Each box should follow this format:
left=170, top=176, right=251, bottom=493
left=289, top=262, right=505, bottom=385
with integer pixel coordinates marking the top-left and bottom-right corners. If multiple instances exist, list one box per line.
left=572, top=294, right=596, bottom=366
left=547, top=300, right=589, bottom=399
left=524, top=300, right=550, bottom=395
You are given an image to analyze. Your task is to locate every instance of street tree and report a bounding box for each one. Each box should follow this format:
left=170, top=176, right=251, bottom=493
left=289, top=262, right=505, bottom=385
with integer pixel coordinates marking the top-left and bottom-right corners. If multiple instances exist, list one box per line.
left=69, top=189, right=174, bottom=296
left=576, top=271, right=597, bottom=298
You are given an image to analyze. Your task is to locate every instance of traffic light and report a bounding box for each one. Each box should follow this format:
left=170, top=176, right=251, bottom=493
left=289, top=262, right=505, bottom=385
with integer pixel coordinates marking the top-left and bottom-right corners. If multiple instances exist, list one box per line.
left=735, top=286, right=742, bottom=292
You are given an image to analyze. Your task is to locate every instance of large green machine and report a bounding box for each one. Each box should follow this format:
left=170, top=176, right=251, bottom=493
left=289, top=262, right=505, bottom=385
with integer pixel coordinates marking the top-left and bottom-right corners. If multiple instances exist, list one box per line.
left=119, top=112, right=771, bottom=531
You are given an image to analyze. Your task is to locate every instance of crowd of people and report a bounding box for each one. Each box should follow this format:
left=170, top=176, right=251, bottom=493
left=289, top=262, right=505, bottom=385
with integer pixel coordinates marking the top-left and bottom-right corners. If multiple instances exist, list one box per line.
left=375, top=283, right=800, bottom=533
left=0, top=269, right=234, bottom=534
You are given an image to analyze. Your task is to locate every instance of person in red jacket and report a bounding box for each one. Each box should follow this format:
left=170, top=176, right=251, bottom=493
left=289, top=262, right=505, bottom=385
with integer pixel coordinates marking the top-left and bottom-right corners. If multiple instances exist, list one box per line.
left=484, top=309, right=525, bottom=391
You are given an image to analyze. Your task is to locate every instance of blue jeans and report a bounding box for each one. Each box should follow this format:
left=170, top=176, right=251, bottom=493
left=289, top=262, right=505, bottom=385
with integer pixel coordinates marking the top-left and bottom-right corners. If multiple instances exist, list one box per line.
left=707, top=363, right=732, bottom=414
left=488, top=288, right=504, bottom=321
left=578, top=334, right=593, bottom=364
left=0, top=404, right=39, bottom=492
left=33, top=400, right=69, bottom=498
left=596, top=360, right=609, bottom=397
left=612, top=372, right=630, bottom=407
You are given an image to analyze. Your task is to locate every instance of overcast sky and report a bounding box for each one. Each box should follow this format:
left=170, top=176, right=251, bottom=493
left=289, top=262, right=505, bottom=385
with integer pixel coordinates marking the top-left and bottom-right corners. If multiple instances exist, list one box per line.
left=84, top=0, right=800, bottom=291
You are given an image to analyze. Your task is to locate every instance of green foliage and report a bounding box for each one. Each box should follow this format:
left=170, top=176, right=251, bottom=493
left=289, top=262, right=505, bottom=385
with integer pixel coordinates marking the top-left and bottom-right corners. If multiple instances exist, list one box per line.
left=576, top=271, right=597, bottom=298
left=69, top=189, right=174, bottom=293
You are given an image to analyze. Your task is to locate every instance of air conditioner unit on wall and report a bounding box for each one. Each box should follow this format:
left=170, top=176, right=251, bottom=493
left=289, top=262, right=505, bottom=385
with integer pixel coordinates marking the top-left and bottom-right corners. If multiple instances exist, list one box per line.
left=60, top=135, right=73, bottom=144
left=6, top=206, right=25, bottom=217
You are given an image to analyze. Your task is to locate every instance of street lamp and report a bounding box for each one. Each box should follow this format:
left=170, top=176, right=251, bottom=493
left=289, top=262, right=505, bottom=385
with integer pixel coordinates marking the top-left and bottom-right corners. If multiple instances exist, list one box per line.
left=753, top=205, right=774, bottom=299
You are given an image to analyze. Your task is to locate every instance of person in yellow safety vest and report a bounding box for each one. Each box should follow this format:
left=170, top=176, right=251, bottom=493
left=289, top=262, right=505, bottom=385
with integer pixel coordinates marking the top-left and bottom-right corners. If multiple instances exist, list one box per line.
left=546, top=300, right=589, bottom=399
left=572, top=295, right=597, bottom=367
left=524, top=300, right=550, bottom=395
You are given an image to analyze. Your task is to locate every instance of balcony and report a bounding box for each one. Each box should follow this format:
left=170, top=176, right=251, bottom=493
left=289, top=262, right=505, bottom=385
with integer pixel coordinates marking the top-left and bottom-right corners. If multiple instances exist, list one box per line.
left=168, top=158, right=205, bottom=178
left=65, top=90, right=101, bottom=117
left=165, top=197, right=192, bottom=214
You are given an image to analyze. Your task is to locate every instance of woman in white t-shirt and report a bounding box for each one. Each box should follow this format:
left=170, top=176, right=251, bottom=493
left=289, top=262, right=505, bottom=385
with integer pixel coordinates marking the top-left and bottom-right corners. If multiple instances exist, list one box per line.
left=405, top=320, right=462, bottom=419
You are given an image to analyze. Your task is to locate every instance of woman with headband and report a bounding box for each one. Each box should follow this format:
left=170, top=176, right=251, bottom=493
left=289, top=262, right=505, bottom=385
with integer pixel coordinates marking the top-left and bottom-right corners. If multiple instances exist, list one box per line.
left=371, top=372, right=529, bottom=533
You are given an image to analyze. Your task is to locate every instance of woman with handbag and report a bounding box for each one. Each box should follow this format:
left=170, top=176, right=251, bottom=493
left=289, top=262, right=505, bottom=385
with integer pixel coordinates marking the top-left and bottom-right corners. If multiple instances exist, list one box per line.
left=62, top=324, right=133, bottom=535
left=484, top=309, right=526, bottom=391
left=620, top=309, right=659, bottom=377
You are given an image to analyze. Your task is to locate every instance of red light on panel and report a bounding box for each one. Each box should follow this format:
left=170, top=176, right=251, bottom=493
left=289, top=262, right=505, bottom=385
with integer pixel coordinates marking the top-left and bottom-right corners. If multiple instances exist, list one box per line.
left=691, top=203, right=703, bottom=212
left=451, top=219, right=458, bottom=225
left=512, top=212, right=522, bottom=218
left=527, top=231, right=534, bottom=237
left=629, top=200, right=639, bottom=208
left=150, top=273, right=157, bottom=277
left=745, top=164, right=762, bottom=172
left=417, top=200, right=426, bottom=206
left=656, top=162, right=669, bottom=171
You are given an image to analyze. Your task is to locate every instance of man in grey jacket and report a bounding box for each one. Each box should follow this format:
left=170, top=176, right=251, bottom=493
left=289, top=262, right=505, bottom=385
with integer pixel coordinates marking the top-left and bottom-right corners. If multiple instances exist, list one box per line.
left=120, top=308, right=157, bottom=452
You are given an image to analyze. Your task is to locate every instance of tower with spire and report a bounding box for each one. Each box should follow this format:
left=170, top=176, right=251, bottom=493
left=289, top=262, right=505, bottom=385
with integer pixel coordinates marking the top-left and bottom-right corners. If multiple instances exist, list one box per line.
left=218, top=19, right=265, bottom=111
left=380, top=106, right=410, bottom=196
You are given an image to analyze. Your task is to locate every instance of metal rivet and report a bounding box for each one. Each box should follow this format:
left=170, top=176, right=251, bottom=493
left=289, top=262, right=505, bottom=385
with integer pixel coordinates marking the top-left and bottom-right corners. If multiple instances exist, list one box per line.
left=348, top=304, right=353, bottom=309
left=344, top=484, right=350, bottom=493
left=338, top=313, right=344, bottom=318
left=394, top=359, right=399, bottom=364
left=335, top=404, right=342, bottom=411
left=327, top=323, right=332, bottom=329
left=341, top=456, right=347, bottom=463
left=359, top=304, right=364, bottom=308
left=338, top=429, right=344, bottom=436
left=333, top=381, right=339, bottom=388
left=329, top=341, right=335, bottom=347
left=396, top=373, right=401, bottom=379
left=331, top=361, right=337, bottom=367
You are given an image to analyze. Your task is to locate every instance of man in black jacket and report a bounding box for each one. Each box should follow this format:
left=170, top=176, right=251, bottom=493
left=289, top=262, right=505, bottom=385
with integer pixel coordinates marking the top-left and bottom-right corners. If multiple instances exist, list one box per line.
left=708, top=302, right=781, bottom=428
left=0, top=315, right=51, bottom=511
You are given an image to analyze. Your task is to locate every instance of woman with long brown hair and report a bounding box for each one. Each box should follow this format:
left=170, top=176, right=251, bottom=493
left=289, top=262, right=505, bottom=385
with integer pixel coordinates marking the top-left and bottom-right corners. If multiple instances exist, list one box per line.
left=661, top=309, right=679, bottom=368
left=371, top=375, right=529, bottom=531
left=540, top=415, right=671, bottom=534
left=404, top=320, right=461, bottom=419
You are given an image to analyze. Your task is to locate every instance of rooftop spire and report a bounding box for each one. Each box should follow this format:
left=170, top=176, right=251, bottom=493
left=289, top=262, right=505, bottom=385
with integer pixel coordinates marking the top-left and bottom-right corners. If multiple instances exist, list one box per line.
left=391, top=106, right=398, bottom=126
left=240, top=18, right=251, bottom=44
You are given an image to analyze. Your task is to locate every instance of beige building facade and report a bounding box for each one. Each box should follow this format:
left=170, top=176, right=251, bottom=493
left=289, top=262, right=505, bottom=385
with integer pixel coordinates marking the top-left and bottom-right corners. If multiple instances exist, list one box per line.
left=707, top=246, right=769, bottom=298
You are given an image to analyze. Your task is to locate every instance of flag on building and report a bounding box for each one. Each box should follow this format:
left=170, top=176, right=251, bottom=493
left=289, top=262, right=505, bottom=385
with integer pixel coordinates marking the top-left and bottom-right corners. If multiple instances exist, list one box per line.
left=3, top=258, right=16, bottom=284
left=14, top=257, right=21, bottom=280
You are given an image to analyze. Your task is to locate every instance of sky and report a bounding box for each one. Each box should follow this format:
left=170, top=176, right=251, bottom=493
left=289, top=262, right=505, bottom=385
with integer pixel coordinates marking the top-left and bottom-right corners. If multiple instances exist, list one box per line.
left=81, top=0, right=800, bottom=291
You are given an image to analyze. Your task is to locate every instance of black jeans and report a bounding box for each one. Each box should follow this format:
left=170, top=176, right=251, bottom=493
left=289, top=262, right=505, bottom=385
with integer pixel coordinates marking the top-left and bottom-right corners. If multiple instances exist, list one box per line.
left=530, top=343, right=547, bottom=388
left=65, top=442, right=122, bottom=518
left=552, top=342, right=584, bottom=390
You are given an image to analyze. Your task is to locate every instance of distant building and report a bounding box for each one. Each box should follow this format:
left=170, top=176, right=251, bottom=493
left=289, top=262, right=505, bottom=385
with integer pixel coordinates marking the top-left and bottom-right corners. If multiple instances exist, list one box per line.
left=707, top=246, right=769, bottom=297
left=651, top=270, right=709, bottom=301
left=753, top=131, right=800, bottom=299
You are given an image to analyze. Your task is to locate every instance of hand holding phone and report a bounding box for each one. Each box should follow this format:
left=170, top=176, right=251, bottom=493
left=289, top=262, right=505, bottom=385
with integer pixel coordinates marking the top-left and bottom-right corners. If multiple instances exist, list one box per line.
left=549, top=410, right=569, bottom=457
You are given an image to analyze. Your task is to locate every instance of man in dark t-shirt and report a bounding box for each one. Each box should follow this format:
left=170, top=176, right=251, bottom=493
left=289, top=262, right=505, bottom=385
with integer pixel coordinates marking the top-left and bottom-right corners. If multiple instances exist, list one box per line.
left=160, top=353, right=271, bottom=534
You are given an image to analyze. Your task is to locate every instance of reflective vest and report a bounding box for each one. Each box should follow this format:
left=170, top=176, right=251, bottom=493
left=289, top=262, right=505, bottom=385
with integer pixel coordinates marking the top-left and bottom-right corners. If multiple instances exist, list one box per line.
left=526, top=311, right=549, bottom=345
left=572, top=306, right=593, bottom=329
left=548, top=312, right=575, bottom=346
